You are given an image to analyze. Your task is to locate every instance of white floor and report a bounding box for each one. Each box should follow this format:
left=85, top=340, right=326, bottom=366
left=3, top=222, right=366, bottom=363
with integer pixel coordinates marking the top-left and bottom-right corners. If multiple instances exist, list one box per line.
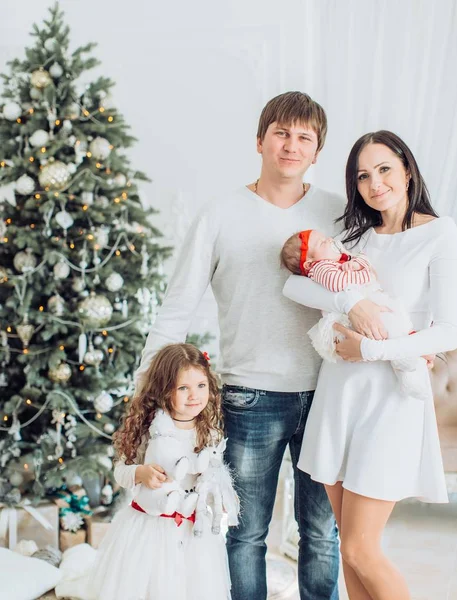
left=267, top=496, right=457, bottom=600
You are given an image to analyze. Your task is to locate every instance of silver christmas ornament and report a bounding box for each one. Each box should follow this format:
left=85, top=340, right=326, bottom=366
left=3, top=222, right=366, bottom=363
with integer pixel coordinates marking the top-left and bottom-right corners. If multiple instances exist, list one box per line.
left=94, top=392, right=113, bottom=413
left=93, top=335, right=103, bottom=346
left=62, top=120, right=72, bottom=132
left=39, top=161, right=71, bottom=190
left=13, top=248, right=37, bottom=273
left=105, top=272, right=124, bottom=292
left=113, top=173, right=127, bottom=187
left=31, top=68, right=52, bottom=89
left=89, top=137, right=111, bottom=160
left=67, top=163, right=77, bottom=174
left=103, top=423, right=115, bottom=434
left=55, top=210, right=74, bottom=231
left=47, top=294, right=65, bottom=316
left=53, top=260, right=70, bottom=280
left=48, top=362, right=72, bottom=383
left=29, top=129, right=50, bottom=148
left=30, top=88, right=41, bottom=100
left=72, top=278, right=86, bottom=293
left=15, top=174, right=35, bottom=195
left=3, top=102, right=22, bottom=121
left=84, top=345, right=104, bottom=367
left=44, top=37, right=58, bottom=52
left=78, top=293, right=113, bottom=329
left=49, top=62, right=63, bottom=78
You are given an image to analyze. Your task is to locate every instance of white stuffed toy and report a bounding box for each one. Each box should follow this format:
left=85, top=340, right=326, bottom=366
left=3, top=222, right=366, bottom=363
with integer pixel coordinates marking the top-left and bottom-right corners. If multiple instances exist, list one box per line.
left=193, top=438, right=240, bottom=537
left=134, top=410, right=210, bottom=517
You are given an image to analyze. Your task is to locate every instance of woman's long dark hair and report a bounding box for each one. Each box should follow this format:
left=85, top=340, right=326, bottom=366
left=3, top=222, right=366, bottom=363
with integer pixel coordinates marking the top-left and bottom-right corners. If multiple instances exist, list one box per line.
left=338, top=130, right=438, bottom=246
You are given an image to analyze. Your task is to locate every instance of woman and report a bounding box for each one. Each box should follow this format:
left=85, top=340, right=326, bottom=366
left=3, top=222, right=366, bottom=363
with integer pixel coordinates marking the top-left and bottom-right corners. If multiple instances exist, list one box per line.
left=283, top=130, right=457, bottom=600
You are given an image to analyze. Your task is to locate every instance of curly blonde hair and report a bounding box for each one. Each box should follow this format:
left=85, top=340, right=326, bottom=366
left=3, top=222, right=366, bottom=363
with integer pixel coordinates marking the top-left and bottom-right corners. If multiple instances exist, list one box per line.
left=113, top=343, right=223, bottom=464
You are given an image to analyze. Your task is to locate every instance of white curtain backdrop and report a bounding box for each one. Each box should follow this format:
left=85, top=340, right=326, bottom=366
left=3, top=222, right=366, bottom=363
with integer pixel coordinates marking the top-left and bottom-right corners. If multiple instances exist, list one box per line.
left=305, top=0, right=457, bottom=219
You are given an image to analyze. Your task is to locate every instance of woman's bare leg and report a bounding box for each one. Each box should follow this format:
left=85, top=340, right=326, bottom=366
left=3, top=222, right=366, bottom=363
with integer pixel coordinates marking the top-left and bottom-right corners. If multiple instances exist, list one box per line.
left=325, top=483, right=373, bottom=600
left=340, top=490, right=410, bottom=600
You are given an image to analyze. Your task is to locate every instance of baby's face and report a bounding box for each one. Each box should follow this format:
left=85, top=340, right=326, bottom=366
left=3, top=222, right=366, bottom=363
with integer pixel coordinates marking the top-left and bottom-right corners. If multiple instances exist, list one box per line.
left=308, top=231, right=342, bottom=261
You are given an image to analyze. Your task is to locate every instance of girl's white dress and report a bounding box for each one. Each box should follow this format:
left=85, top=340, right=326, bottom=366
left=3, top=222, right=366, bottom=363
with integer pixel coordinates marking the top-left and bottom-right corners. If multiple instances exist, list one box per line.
left=58, top=417, right=231, bottom=600
left=284, top=217, right=457, bottom=503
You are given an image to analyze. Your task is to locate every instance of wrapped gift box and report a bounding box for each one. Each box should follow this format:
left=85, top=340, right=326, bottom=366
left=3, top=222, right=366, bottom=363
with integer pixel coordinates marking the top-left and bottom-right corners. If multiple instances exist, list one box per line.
left=0, top=501, right=59, bottom=549
left=59, top=527, right=87, bottom=551
left=86, top=513, right=112, bottom=549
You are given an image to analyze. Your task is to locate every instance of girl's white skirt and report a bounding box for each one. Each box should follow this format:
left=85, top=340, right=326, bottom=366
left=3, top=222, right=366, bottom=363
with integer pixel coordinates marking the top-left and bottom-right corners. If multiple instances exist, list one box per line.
left=72, top=504, right=231, bottom=600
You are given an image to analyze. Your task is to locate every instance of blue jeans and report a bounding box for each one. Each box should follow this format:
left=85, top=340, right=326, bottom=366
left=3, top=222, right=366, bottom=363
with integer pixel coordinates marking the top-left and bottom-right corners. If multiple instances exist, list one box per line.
left=223, top=385, right=339, bottom=600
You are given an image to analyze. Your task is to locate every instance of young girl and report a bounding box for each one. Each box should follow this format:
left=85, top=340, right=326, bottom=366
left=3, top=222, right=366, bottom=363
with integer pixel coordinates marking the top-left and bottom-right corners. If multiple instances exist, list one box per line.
left=86, top=343, right=233, bottom=600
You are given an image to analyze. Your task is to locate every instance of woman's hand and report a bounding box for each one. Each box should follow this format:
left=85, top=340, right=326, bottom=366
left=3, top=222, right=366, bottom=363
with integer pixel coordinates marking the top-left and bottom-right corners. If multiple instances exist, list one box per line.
left=334, top=323, right=364, bottom=362
left=135, top=463, right=168, bottom=489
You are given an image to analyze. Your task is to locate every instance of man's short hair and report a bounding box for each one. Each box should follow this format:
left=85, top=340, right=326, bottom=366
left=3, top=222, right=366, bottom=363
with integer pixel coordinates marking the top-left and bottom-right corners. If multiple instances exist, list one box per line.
left=257, top=91, right=327, bottom=152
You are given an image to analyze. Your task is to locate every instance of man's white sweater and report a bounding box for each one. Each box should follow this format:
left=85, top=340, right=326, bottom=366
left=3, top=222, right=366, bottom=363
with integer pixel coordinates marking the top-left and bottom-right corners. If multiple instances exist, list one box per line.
left=136, top=185, right=345, bottom=392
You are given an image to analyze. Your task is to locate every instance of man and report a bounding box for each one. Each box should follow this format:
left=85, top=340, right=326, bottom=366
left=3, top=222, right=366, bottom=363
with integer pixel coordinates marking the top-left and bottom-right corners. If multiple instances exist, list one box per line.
left=136, top=91, right=347, bottom=599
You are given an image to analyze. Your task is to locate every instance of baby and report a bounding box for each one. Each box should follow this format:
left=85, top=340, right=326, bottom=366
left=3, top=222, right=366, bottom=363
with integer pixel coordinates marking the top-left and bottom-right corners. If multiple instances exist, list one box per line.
left=281, top=229, right=427, bottom=401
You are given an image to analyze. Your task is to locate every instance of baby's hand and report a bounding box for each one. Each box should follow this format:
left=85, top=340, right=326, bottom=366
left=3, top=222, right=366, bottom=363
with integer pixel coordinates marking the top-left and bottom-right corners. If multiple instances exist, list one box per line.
left=341, top=260, right=356, bottom=272
left=135, top=463, right=169, bottom=489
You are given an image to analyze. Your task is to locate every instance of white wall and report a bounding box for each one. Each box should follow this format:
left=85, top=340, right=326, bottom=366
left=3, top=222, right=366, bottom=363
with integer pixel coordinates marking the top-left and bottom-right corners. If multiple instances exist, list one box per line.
left=2, top=0, right=457, bottom=351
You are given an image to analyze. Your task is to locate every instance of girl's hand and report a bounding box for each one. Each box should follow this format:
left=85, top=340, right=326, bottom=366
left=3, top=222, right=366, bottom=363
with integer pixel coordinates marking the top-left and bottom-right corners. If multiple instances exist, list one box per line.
left=135, top=463, right=168, bottom=489
left=334, top=323, right=364, bottom=362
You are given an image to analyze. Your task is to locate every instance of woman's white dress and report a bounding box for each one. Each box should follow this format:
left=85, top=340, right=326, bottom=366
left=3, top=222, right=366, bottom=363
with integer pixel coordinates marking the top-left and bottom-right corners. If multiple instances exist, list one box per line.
left=284, top=217, right=457, bottom=503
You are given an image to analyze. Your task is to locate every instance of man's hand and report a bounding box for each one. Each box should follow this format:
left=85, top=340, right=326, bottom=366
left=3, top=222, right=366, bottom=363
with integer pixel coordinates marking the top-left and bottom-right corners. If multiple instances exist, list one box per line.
left=135, top=463, right=168, bottom=489
left=348, top=299, right=391, bottom=340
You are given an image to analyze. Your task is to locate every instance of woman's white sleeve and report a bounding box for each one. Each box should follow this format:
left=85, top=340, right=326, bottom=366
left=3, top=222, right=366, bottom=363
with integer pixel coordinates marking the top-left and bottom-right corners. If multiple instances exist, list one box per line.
left=114, top=460, right=139, bottom=490
left=283, top=274, right=364, bottom=314
left=361, top=222, right=457, bottom=361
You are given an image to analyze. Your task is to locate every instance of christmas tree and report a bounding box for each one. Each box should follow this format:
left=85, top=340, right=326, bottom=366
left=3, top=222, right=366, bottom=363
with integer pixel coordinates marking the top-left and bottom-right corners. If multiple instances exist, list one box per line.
left=0, top=3, right=170, bottom=513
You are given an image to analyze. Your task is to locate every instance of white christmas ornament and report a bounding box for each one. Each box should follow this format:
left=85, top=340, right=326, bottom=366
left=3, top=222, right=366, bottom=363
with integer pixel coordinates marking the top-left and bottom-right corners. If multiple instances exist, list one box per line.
left=81, top=191, right=94, bottom=205
left=99, top=94, right=115, bottom=110
left=84, top=346, right=104, bottom=367
left=103, top=423, right=115, bottom=434
left=105, top=272, right=124, bottom=292
left=3, top=102, right=22, bottom=121
left=39, top=161, right=71, bottom=190
left=53, top=260, right=70, bottom=280
left=15, top=174, right=35, bottom=195
left=44, top=37, right=58, bottom=52
left=89, top=137, right=111, bottom=160
left=101, top=484, right=113, bottom=505
left=49, top=62, right=63, bottom=78
left=67, top=163, right=77, bottom=174
left=62, top=119, right=72, bottom=132
left=47, top=294, right=65, bottom=316
left=66, top=102, right=81, bottom=120
left=30, top=88, right=41, bottom=100
left=113, top=173, right=127, bottom=187
left=9, top=471, right=24, bottom=487
left=29, top=129, right=50, bottom=147
left=55, top=210, right=74, bottom=230
left=94, top=392, right=113, bottom=413
left=95, top=196, right=109, bottom=208
left=93, top=226, right=109, bottom=248
left=72, top=278, right=86, bottom=293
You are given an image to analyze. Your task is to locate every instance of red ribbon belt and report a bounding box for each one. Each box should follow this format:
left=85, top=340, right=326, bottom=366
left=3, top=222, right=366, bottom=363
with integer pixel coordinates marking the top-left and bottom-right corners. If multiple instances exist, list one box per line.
left=131, top=500, right=196, bottom=527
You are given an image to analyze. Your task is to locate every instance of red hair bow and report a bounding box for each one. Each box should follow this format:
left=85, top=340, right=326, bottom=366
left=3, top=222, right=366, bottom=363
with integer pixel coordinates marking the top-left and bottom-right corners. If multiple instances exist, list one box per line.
left=202, top=351, right=211, bottom=363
